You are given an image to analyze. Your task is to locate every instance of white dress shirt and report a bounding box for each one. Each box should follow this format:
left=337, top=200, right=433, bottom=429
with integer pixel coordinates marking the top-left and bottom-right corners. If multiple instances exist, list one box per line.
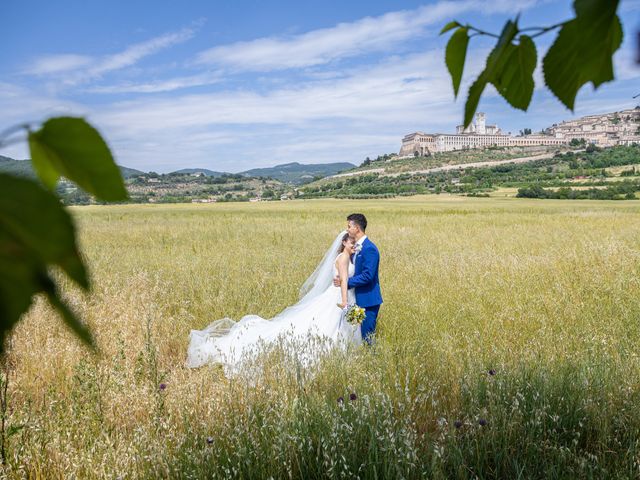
left=353, top=235, right=367, bottom=263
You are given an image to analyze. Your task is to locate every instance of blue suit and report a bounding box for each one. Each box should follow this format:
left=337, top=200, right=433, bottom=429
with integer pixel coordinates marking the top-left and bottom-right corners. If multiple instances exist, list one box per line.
left=348, top=237, right=382, bottom=343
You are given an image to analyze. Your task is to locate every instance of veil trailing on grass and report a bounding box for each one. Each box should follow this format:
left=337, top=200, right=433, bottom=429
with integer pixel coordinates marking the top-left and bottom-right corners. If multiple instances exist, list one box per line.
left=186, top=230, right=359, bottom=373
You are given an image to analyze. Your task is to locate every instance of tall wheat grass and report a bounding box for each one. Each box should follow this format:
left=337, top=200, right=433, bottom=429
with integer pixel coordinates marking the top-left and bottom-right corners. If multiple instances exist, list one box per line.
left=4, top=196, right=640, bottom=478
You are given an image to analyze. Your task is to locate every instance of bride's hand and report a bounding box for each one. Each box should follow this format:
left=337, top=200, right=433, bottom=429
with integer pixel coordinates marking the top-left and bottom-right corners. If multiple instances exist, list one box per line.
left=337, top=302, right=347, bottom=309
left=333, top=276, right=341, bottom=287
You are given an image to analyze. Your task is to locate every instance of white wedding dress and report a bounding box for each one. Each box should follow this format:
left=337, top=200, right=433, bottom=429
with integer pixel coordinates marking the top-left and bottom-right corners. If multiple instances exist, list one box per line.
left=186, top=235, right=362, bottom=375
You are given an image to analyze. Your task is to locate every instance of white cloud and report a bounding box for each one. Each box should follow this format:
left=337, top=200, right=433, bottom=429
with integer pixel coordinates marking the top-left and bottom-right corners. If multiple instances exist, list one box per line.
left=194, top=0, right=540, bottom=72
left=0, top=82, right=88, bottom=160
left=87, top=27, right=195, bottom=78
left=0, top=82, right=87, bottom=125
left=25, top=54, right=92, bottom=75
left=23, top=26, right=198, bottom=86
left=614, top=39, right=640, bottom=82
left=87, top=72, right=223, bottom=93
left=84, top=50, right=469, bottom=170
left=97, top=51, right=457, bottom=134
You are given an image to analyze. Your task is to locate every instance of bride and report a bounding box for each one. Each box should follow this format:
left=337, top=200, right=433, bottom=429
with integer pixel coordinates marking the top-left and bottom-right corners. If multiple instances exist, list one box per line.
left=186, top=231, right=362, bottom=373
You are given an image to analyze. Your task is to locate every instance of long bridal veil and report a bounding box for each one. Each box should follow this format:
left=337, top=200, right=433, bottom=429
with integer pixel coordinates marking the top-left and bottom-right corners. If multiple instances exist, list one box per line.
left=299, top=230, right=346, bottom=302
left=186, top=231, right=349, bottom=372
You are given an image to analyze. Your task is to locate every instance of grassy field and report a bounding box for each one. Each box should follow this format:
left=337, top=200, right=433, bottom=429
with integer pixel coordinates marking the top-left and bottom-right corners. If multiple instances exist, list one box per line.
left=5, top=196, right=640, bottom=478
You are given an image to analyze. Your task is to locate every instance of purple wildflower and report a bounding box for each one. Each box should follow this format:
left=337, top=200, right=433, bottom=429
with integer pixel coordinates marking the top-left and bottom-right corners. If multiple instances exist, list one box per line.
left=159, top=383, right=167, bottom=391
left=479, top=418, right=488, bottom=427
left=454, top=420, right=463, bottom=429
left=488, top=369, right=496, bottom=376
left=206, top=437, right=214, bottom=445
left=337, top=396, right=344, bottom=404
left=349, top=393, right=357, bottom=401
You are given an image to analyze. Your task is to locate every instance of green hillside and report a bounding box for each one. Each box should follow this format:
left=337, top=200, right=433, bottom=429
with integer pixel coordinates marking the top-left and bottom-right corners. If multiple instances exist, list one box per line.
left=300, top=145, right=640, bottom=200
left=0, top=155, right=35, bottom=177
left=241, top=161, right=355, bottom=184
left=0, top=155, right=355, bottom=186
left=170, top=168, right=227, bottom=177
left=343, top=145, right=565, bottom=175
left=119, top=166, right=145, bottom=178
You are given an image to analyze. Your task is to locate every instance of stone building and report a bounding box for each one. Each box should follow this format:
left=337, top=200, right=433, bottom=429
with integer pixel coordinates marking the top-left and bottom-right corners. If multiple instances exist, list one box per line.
left=399, top=113, right=565, bottom=156
left=399, top=108, right=640, bottom=157
left=546, top=107, right=640, bottom=147
left=455, top=112, right=501, bottom=135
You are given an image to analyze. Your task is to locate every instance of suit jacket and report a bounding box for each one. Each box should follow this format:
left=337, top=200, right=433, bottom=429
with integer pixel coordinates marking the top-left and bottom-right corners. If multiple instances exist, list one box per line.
left=347, top=237, right=382, bottom=307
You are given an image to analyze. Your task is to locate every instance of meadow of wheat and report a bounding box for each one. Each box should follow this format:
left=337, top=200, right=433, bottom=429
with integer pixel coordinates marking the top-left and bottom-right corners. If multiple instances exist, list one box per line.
left=4, top=195, right=640, bottom=478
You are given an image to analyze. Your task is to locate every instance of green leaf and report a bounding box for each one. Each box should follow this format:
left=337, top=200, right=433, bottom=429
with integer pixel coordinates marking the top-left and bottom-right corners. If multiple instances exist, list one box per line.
left=573, top=0, right=617, bottom=19
left=463, top=19, right=518, bottom=127
left=0, top=174, right=88, bottom=289
left=28, top=117, right=127, bottom=201
left=464, top=72, right=489, bottom=128
left=462, top=19, right=537, bottom=125
left=440, top=21, right=461, bottom=35
left=445, top=27, right=470, bottom=98
left=0, top=174, right=92, bottom=353
left=28, top=137, right=60, bottom=189
left=490, top=35, right=537, bottom=110
left=486, top=19, right=519, bottom=70
left=543, top=0, right=622, bottom=110
left=0, top=236, right=36, bottom=345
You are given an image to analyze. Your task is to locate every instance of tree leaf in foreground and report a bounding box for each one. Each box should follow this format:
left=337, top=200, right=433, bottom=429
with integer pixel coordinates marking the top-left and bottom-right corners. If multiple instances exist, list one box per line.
left=463, top=19, right=519, bottom=127
left=542, top=0, right=622, bottom=110
left=490, top=34, right=537, bottom=111
left=440, top=20, right=461, bottom=35
left=464, top=72, right=489, bottom=130
left=28, top=117, right=127, bottom=201
left=445, top=27, right=470, bottom=98
left=0, top=173, right=93, bottom=352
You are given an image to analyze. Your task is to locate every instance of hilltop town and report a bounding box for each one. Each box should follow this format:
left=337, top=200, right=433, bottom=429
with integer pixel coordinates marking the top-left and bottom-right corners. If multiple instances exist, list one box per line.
left=399, top=108, right=640, bottom=157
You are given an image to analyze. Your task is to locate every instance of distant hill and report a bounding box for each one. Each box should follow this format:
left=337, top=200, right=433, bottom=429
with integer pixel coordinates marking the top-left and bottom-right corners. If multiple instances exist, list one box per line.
left=0, top=155, right=355, bottom=185
left=240, top=162, right=355, bottom=184
left=120, top=166, right=145, bottom=178
left=0, top=156, right=35, bottom=177
left=0, top=155, right=144, bottom=179
left=171, top=162, right=357, bottom=184
left=170, top=168, right=227, bottom=177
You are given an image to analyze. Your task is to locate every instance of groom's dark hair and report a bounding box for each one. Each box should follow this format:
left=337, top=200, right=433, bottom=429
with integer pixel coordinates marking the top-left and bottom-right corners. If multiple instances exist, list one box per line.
left=347, top=213, right=367, bottom=232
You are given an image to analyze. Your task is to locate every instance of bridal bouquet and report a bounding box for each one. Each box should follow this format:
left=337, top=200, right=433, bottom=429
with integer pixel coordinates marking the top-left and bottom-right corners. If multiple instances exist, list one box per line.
left=345, top=304, right=365, bottom=325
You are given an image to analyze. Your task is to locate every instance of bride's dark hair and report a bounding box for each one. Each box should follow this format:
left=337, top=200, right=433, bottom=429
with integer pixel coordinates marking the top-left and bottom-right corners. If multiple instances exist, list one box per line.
left=338, top=232, right=350, bottom=253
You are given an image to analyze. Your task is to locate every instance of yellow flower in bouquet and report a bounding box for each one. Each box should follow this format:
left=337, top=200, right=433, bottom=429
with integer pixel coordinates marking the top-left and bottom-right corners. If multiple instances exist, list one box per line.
left=345, top=304, right=365, bottom=325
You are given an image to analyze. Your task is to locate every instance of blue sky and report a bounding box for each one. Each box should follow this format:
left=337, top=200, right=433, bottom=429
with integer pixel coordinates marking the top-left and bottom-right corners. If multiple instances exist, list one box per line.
left=2, top=0, right=639, bottom=172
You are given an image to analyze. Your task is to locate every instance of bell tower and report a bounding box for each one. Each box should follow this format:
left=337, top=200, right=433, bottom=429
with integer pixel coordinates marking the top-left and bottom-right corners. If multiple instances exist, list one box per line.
left=475, top=112, right=486, bottom=135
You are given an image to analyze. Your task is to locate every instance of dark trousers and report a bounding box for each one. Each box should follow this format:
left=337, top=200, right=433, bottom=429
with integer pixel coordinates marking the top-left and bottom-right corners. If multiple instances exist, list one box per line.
left=360, top=304, right=381, bottom=345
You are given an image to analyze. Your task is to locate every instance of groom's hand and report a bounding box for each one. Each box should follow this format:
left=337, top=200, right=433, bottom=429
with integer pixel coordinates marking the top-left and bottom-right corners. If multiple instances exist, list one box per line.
left=333, top=276, right=340, bottom=287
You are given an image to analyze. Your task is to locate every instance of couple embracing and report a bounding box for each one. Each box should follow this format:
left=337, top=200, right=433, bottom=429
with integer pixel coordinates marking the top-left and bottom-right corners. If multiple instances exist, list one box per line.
left=186, top=213, right=383, bottom=373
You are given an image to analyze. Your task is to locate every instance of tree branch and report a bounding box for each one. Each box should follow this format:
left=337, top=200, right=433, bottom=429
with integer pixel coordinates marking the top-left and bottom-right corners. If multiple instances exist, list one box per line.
left=466, top=25, right=500, bottom=39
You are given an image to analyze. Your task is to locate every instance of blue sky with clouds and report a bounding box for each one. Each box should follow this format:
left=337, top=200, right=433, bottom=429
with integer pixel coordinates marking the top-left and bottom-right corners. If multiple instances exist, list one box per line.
left=2, top=0, right=639, bottom=172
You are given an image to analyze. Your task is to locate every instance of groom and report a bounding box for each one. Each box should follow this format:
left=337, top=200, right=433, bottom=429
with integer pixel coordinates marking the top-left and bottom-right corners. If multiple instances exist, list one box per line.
left=334, top=213, right=382, bottom=344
